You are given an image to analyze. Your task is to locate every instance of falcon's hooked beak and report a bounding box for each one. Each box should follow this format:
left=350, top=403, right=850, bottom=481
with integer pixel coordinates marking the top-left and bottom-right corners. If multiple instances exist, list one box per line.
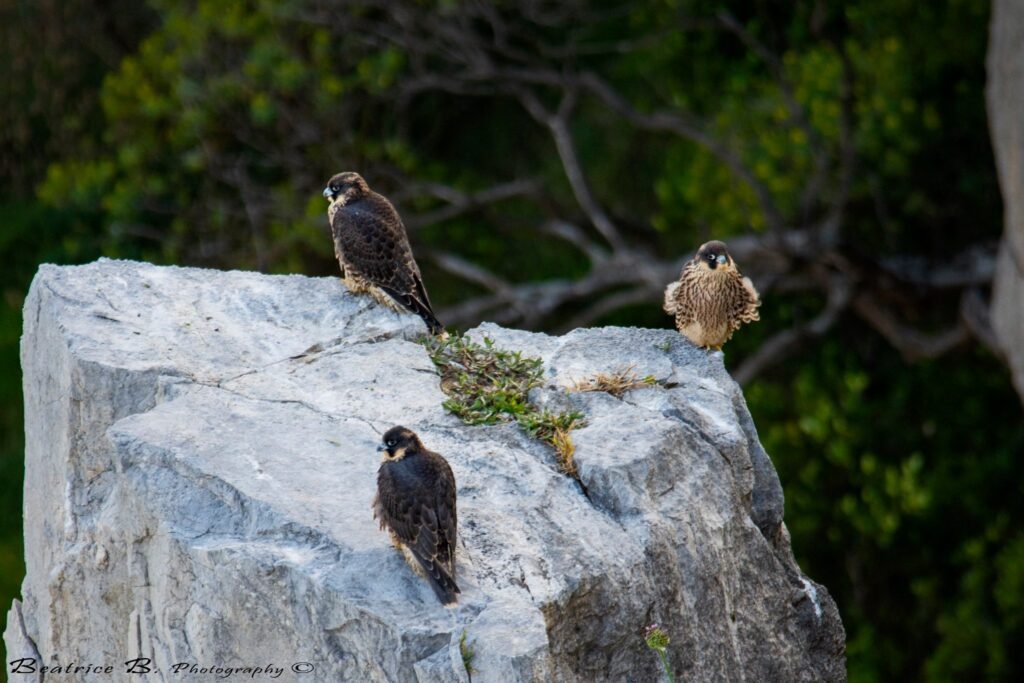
left=323, top=186, right=335, bottom=200
left=716, top=254, right=728, bottom=265
left=376, top=442, right=387, bottom=453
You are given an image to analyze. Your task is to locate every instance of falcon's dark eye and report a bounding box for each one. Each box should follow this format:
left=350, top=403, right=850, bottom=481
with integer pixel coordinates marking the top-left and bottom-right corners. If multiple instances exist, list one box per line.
left=386, top=439, right=396, bottom=447
left=331, top=184, right=339, bottom=192
left=707, top=253, right=716, bottom=261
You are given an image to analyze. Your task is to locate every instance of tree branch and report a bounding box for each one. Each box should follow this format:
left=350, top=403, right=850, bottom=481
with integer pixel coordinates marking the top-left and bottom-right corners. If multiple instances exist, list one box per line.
left=398, top=178, right=542, bottom=230
left=733, top=272, right=853, bottom=385
left=518, top=88, right=626, bottom=250
left=576, top=70, right=787, bottom=234
left=852, top=294, right=970, bottom=361
left=423, top=250, right=512, bottom=294
left=960, top=287, right=1005, bottom=360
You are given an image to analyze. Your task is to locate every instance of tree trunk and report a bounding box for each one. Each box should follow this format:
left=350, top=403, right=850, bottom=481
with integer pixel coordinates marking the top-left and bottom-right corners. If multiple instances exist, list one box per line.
left=987, top=0, right=1024, bottom=405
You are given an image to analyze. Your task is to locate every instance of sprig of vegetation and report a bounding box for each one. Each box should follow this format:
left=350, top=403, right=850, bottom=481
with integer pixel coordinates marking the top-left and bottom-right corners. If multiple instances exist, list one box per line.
left=424, top=334, right=585, bottom=476
left=644, top=623, right=675, bottom=683
left=459, top=628, right=475, bottom=677
left=424, top=333, right=543, bottom=424
left=518, top=409, right=586, bottom=476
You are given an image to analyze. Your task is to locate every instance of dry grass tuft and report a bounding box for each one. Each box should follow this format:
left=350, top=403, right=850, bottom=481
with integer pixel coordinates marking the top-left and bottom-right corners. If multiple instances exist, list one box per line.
left=571, top=366, right=657, bottom=398
left=519, top=409, right=585, bottom=476
left=550, top=427, right=577, bottom=477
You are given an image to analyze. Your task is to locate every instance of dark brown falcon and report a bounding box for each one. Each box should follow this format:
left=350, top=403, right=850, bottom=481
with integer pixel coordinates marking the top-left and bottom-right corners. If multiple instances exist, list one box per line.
left=663, top=240, right=760, bottom=350
left=373, top=426, right=459, bottom=606
left=322, top=172, right=444, bottom=334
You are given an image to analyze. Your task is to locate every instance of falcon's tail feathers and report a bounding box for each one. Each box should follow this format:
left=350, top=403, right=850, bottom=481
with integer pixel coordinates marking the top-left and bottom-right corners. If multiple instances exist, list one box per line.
left=379, top=285, right=445, bottom=336
left=413, top=304, right=445, bottom=337
left=416, top=555, right=460, bottom=607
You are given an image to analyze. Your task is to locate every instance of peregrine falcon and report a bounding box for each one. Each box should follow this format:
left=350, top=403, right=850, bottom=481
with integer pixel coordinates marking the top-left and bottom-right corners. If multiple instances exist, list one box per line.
left=663, top=240, right=760, bottom=350
left=322, top=172, right=444, bottom=335
left=373, top=426, right=459, bottom=606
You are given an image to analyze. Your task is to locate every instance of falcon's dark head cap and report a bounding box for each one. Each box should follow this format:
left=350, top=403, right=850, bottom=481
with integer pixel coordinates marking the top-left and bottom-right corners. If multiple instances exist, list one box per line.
left=695, top=240, right=733, bottom=270
left=377, top=425, right=423, bottom=461
left=323, top=171, right=370, bottom=203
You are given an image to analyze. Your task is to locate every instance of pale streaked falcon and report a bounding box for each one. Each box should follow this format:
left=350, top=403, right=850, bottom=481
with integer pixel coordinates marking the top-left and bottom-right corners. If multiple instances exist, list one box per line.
left=663, top=240, right=760, bottom=350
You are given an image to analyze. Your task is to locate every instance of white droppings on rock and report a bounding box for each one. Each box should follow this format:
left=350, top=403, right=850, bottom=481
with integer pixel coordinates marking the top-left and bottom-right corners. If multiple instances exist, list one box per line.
left=799, top=576, right=824, bottom=620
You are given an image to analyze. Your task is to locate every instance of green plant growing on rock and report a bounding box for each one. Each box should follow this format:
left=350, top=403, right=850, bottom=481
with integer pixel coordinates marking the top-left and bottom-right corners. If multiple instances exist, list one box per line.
left=459, top=628, right=475, bottom=677
left=424, top=334, right=542, bottom=424
left=644, top=623, right=675, bottom=683
left=518, top=408, right=585, bottom=476
left=424, top=334, right=585, bottom=476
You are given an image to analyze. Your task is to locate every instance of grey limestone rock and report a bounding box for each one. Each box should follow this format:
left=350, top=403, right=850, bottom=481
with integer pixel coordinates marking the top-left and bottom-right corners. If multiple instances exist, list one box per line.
left=6, top=259, right=845, bottom=682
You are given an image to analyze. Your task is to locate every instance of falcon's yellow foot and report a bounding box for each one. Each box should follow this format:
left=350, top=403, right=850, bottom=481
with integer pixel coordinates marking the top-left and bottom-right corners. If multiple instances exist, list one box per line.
left=367, top=286, right=404, bottom=312
left=342, top=277, right=404, bottom=312
left=341, top=276, right=370, bottom=294
left=377, top=296, right=404, bottom=313
left=399, top=544, right=428, bottom=579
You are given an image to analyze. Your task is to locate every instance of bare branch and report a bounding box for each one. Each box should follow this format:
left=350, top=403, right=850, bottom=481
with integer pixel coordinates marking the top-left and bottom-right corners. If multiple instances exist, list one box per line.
left=960, top=287, right=1005, bottom=360
left=439, top=252, right=676, bottom=329
left=438, top=229, right=825, bottom=330
left=733, top=273, right=853, bottom=385
left=852, top=295, right=971, bottom=361
left=576, top=71, right=787, bottom=234
left=541, top=219, right=609, bottom=264
left=423, top=250, right=512, bottom=294
left=518, top=88, right=626, bottom=250
left=879, top=244, right=997, bottom=288
left=399, top=178, right=542, bottom=230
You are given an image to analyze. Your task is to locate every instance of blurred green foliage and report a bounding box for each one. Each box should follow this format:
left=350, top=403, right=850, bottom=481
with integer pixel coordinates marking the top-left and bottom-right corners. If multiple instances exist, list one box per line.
left=1, top=1, right=1021, bottom=681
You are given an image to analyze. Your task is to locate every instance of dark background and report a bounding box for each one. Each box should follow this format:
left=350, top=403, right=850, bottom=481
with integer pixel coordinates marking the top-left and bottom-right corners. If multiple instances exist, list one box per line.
left=1, top=1, right=1022, bottom=681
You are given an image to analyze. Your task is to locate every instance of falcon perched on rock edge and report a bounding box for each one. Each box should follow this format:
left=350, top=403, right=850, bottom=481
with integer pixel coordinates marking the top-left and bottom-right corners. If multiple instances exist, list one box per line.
left=663, top=240, right=760, bottom=350
left=373, top=426, right=459, bottom=606
left=322, top=172, right=444, bottom=335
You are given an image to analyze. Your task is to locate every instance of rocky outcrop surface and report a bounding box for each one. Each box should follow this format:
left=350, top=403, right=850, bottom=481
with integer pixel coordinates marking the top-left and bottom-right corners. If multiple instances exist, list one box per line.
left=6, top=259, right=844, bottom=681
